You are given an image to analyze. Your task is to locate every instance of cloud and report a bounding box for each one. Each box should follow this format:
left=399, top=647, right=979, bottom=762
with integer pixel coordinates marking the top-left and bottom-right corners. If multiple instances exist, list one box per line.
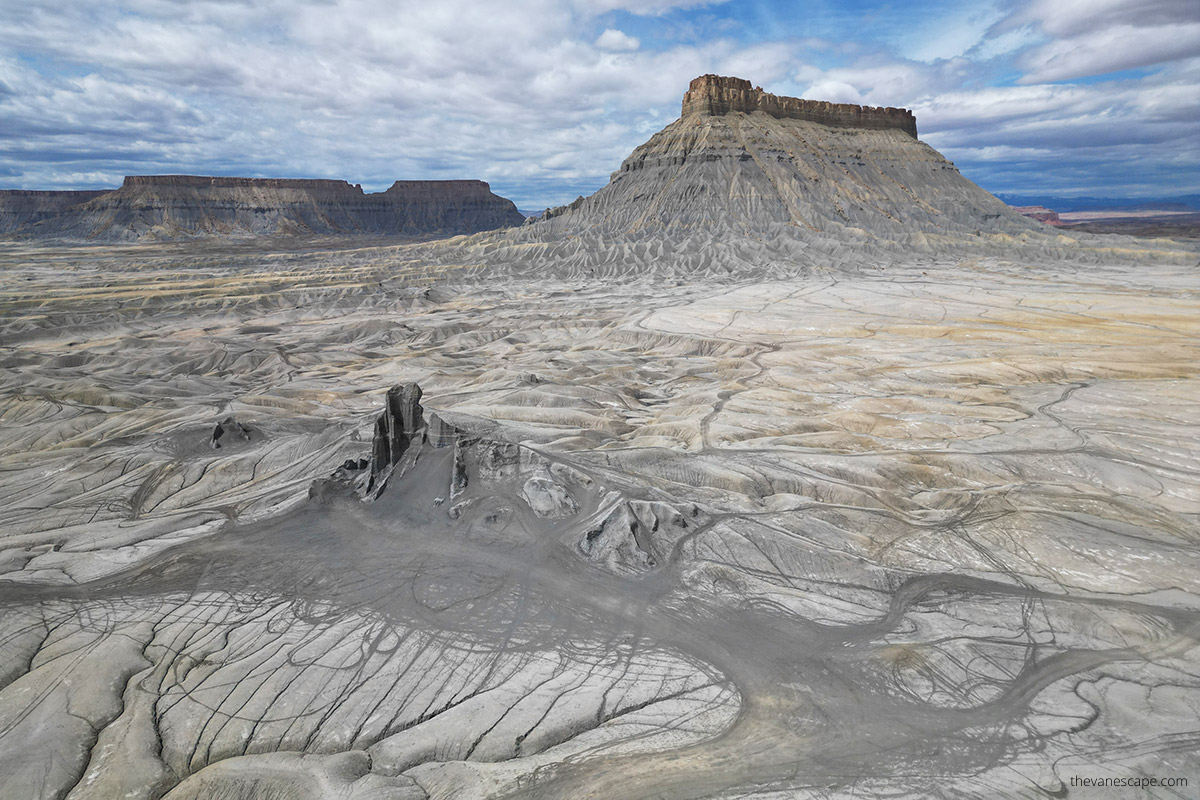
left=596, top=29, right=640, bottom=51
left=802, top=80, right=863, bottom=104
left=1005, top=0, right=1200, bottom=81
left=1018, top=0, right=1200, bottom=38
left=900, top=3, right=1008, bottom=62
left=968, top=24, right=1042, bottom=61
left=0, top=1, right=785, bottom=205
left=794, top=58, right=971, bottom=109
left=1018, top=23, right=1200, bottom=82
left=916, top=58, right=1200, bottom=196
left=572, top=0, right=727, bottom=15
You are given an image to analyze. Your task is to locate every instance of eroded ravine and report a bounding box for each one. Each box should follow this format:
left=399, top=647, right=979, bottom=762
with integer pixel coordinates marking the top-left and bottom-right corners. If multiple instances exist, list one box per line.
left=4, top=400, right=1195, bottom=799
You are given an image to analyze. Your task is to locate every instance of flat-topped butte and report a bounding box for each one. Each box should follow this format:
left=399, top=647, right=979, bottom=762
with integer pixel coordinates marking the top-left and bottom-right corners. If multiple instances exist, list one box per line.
left=682, top=74, right=917, bottom=138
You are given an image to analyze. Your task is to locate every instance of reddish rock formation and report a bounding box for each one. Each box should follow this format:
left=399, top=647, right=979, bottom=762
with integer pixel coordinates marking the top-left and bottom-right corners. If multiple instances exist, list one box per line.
left=681, top=75, right=918, bottom=138
left=1012, top=206, right=1065, bottom=226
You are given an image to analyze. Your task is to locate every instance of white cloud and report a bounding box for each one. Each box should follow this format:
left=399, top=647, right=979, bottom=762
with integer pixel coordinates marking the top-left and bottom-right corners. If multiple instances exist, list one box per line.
left=900, top=4, right=1007, bottom=62
left=793, top=59, right=968, bottom=109
left=0, top=0, right=779, bottom=206
left=1018, top=0, right=1200, bottom=38
left=969, top=24, right=1041, bottom=61
left=998, top=0, right=1200, bottom=82
left=914, top=84, right=1099, bottom=129
left=1018, top=22, right=1200, bottom=83
left=596, top=29, right=640, bottom=51
left=802, top=80, right=863, bottom=104
left=716, top=42, right=797, bottom=87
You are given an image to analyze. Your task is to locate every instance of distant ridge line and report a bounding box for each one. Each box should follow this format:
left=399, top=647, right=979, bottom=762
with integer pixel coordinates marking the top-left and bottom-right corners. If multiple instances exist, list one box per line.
left=120, top=176, right=497, bottom=195
left=122, top=175, right=358, bottom=190
left=1, top=175, right=524, bottom=239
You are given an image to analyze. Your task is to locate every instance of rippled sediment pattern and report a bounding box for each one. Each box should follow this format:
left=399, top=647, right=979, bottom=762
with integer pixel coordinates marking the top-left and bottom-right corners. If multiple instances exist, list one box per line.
left=1, top=239, right=1198, bottom=799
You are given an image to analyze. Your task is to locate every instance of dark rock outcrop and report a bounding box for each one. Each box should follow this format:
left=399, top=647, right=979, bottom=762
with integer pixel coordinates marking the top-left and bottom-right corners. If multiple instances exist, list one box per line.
left=311, top=382, right=448, bottom=501
left=308, top=382, right=707, bottom=578
left=1, top=176, right=524, bottom=241
left=367, top=383, right=427, bottom=497
left=209, top=417, right=253, bottom=450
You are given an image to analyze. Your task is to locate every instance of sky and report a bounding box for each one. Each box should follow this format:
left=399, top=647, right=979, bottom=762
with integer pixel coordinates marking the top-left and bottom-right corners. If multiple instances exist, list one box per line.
left=1, top=0, right=1198, bottom=211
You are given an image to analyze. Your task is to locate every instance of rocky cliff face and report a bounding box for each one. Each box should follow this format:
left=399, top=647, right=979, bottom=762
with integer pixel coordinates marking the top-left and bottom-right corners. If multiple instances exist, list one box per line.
left=2, top=176, right=524, bottom=241
left=380, top=181, right=526, bottom=236
left=0, top=190, right=107, bottom=234
left=681, top=74, right=917, bottom=138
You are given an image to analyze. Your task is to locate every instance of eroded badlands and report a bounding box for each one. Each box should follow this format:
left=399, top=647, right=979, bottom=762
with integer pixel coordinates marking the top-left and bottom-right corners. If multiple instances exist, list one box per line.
left=1, top=235, right=1198, bottom=799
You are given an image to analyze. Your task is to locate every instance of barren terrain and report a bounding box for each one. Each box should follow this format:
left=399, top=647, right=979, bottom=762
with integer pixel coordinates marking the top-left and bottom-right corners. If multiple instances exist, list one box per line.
left=4, top=73, right=1199, bottom=798
left=2, top=230, right=1198, bottom=798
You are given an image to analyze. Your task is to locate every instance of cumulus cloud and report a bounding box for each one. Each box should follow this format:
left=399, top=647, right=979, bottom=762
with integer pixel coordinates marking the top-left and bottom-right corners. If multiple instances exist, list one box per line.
left=596, top=29, right=640, bottom=51
left=1018, top=23, right=1200, bottom=83
left=801, top=80, right=863, bottom=104
left=1009, top=0, right=1200, bottom=81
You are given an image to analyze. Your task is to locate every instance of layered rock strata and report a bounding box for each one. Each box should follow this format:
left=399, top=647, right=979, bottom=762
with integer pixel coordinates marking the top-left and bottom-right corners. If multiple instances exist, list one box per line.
left=681, top=74, right=917, bottom=138
left=0, top=72, right=1198, bottom=800
left=1, top=176, right=524, bottom=241
left=0, top=190, right=107, bottom=234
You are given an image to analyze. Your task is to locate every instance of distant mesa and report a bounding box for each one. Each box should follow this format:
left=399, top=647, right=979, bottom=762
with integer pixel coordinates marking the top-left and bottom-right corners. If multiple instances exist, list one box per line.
left=0, top=175, right=524, bottom=241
